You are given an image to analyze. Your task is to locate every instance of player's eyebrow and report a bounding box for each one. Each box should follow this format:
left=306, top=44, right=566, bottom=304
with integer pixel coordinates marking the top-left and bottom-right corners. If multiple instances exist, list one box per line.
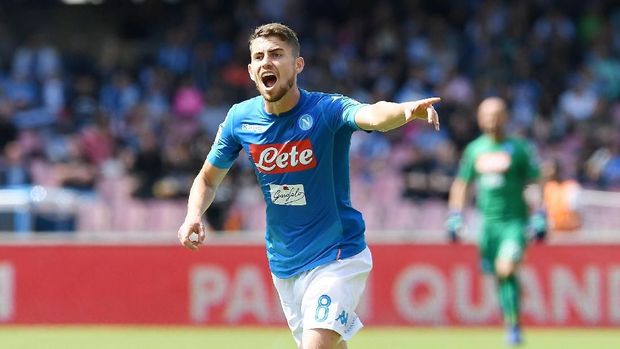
left=252, top=47, right=284, bottom=56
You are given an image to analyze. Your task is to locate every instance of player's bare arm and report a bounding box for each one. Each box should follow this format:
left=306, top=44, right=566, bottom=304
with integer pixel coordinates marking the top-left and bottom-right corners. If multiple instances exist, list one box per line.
left=178, top=161, right=229, bottom=250
left=446, top=178, right=469, bottom=242
left=354, top=97, right=441, bottom=132
left=448, top=178, right=469, bottom=212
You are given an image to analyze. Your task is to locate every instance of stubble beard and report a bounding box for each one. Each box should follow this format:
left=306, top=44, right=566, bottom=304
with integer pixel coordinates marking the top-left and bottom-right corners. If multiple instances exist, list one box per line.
left=257, top=75, right=295, bottom=102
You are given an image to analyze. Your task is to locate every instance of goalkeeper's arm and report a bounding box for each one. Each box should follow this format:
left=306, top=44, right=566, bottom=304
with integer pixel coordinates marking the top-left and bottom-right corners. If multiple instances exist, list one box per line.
left=446, top=178, right=469, bottom=242
left=448, top=178, right=468, bottom=212
left=527, top=178, right=548, bottom=242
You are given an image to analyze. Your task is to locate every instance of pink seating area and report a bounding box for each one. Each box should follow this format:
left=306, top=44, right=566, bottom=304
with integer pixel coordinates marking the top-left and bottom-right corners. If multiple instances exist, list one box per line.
left=74, top=173, right=618, bottom=242
left=581, top=206, right=620, bottom=230
left=76, top=176, right=187, bottom=233
left=75, top=172, right=453, bottom=234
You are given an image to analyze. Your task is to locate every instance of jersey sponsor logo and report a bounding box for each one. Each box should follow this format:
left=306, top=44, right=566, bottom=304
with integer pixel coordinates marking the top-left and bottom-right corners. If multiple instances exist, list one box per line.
left=269, top=184, right=307, bottom=205
left=298, top=114, right=313, bottom=131
left=479, top=173, right=505, bottom=188
left=241, top=123, right=268, bottom=133
left=475, top=152, right=511, bottom=174
left=249, top=140, right=317, bottom=174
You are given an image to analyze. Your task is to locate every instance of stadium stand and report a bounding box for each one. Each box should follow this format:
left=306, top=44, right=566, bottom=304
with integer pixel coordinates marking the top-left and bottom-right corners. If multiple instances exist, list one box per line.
left=0, top=0, right=619, bottom=238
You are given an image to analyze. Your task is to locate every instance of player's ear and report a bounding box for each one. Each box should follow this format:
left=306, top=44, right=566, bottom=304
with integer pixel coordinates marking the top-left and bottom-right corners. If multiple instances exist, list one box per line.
left=248, top=64, right=255, bottom=82
left=295, top=56, right=304, bottom=74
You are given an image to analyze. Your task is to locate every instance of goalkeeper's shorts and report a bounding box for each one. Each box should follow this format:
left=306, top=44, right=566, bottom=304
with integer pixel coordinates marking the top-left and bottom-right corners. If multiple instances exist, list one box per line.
left=479, top=218, right=527, bottom=273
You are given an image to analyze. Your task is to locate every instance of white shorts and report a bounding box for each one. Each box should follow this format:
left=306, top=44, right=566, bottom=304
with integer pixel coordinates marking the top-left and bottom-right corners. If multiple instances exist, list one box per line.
left=272, top=247, right=373, bottom=347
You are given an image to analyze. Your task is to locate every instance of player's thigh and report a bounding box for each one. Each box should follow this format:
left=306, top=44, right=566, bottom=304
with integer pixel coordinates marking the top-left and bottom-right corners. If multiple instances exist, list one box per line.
left=272, top=275, right=304, bottom=346
left=301, top=328, right=345, bottom=349
left=301, top=248, right=372, bottom=341
left=495, top=219, right=527, bottom=277
left=478, top=220, right=499, bottom=274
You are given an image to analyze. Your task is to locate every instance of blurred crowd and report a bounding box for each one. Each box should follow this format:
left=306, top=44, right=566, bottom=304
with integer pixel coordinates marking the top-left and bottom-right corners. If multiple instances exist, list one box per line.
left=0, top=0, right=619, bottom=232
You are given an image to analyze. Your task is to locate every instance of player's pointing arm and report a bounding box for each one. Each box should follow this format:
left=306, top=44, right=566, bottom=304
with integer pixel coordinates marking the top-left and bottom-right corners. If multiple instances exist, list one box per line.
left=354, top=97, right=441, bottom=132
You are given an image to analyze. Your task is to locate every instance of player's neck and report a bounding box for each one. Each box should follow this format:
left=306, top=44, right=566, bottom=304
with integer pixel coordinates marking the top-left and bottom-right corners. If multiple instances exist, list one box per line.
left=489, top=130, right=506, bottom=143
left=263, top=86, right=301, bottom=116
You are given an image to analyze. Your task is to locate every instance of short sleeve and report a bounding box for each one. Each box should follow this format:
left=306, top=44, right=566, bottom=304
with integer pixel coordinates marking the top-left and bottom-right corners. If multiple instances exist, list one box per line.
left=322, top=94, right=368, bottom=132
left=206, top=105, right=242, bottom=169
left=522, top=141, right=541, bottom=181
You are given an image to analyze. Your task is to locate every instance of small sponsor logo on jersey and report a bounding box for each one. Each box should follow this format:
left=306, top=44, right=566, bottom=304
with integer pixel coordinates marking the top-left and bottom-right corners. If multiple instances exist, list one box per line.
left=475, top=152, right=511, bottom=173
left=249, top=140, right=317, bottom=174
left=298, top=114, right=313, bottom=131
left=502, top=143, right=515, bottom=154
left=269, top=184, right=306, bottom=205
left=241, top=123, right=268, bottom=133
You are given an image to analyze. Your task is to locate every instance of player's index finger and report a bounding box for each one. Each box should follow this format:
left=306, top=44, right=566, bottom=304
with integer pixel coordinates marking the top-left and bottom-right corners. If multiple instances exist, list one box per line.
left=418, top=97, right=441, bottom=106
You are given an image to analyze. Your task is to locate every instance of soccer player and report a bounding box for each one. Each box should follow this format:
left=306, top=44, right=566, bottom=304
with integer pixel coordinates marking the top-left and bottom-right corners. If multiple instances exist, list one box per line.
left=177, top=23, right=440, bottom=349
left=446, top=97, right=546, bottom=346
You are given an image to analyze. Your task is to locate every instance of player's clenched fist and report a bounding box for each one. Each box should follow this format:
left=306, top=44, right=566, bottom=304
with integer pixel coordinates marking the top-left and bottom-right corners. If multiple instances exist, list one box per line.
left=177, top=219, right=206, bottom=250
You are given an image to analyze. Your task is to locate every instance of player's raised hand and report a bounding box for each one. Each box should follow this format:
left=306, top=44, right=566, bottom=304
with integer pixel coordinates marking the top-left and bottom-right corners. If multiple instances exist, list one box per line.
left=178, top=218, right=206, bottom=251
left=403, top=97, right=441, bottom=130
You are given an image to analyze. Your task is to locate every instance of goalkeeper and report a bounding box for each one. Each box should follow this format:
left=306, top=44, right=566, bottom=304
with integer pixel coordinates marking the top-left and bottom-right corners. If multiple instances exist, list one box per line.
left=446, top=97, right=546, bottom=346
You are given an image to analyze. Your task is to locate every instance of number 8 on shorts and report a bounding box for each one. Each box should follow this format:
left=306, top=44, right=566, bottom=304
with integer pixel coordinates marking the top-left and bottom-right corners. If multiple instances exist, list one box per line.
left=314, top=294, right=331, bottom=322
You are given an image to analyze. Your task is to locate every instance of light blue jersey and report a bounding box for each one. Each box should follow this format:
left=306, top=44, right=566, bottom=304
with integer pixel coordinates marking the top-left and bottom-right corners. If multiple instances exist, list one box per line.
left=207, top=89, right=368, bottom=278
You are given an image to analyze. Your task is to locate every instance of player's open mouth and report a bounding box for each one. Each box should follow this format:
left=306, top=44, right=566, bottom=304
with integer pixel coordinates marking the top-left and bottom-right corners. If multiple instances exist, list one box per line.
left=261, top=73, right=277, bottom=88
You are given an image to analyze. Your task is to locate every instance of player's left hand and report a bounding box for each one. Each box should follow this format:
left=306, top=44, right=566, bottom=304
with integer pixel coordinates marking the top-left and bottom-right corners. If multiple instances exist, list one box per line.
left=403, top=97, right=441, bottom=131
left=445, top=211, right=464, bottom=243
left=527, top=210, right=547, bottom=242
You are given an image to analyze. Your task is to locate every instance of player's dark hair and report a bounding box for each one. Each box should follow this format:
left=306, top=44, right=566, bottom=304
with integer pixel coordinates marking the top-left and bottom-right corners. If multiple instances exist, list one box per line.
left=249, top=23, right=300, bottom=57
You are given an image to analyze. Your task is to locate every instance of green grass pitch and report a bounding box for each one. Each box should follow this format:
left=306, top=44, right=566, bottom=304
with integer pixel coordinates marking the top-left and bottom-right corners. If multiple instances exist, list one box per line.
left=0, top=326, right=618, bottom=349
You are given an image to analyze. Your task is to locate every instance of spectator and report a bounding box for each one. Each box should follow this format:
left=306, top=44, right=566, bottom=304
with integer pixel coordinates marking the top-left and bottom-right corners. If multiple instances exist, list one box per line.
left=542, top=159, right=582, bottom=233
left=54, top=136, right=97, bottom=192
left=99, top=70, right=140, bottom=123
left=558, top=73, right=599, bottom=122
left=0, top=0, right=619, bottom=233
left=130, top=130, right=164, bottom=199
left=12, top=32, right=60, bottom=82
left=0, top=103, right=17, bottom=152
left=0, top=141, right=31, bottom=187
left=158, top=28, right=192, bottom=76
left=599, top=138, right=620, bottom=189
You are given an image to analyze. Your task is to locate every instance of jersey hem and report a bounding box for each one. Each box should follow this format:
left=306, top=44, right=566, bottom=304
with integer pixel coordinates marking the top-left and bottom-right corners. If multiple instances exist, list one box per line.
left=270, top=243, right=367, bottom=279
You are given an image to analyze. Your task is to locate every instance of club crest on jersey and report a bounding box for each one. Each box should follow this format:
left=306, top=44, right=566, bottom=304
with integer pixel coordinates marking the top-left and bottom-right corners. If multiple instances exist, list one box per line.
left=249, top=140, right=317, bottom=174
left=269, top=184, right=306, bottom=206
left=298, top=114, right=313, bottom=131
